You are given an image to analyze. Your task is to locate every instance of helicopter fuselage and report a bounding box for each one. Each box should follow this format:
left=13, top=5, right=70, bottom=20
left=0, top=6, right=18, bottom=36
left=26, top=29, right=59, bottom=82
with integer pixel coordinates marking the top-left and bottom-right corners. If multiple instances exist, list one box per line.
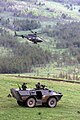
left=15, top=30, right=43, bottom=44
left=27, top=34, right=43, bottom=43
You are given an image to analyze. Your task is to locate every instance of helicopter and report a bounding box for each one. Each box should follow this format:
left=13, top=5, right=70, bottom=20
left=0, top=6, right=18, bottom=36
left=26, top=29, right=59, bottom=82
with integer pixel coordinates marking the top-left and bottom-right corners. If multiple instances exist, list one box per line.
left=14, top=29, right=43, bottom=44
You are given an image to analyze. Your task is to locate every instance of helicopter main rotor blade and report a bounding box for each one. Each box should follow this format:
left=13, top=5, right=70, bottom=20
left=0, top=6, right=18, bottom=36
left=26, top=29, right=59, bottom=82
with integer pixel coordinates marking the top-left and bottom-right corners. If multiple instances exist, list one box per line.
left=28, top=28, right=35, bottom=34
left=28, top=28, right=43, bottom=35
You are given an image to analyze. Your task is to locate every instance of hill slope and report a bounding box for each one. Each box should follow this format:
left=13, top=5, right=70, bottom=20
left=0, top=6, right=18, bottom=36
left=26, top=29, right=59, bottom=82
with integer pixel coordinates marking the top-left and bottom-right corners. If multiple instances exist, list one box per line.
left=0, top=29, right=52, bottom=73
left=0, top=0, right=80, bottom=74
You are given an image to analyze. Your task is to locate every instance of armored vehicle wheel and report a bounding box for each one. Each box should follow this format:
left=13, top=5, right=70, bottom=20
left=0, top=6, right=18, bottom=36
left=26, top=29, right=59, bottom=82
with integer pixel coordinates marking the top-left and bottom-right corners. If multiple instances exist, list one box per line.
left=17, top=101, right=25, bottom=107
left=47, top=97, right=57, bottom=108
left=26, top=97, right=36, bottom=108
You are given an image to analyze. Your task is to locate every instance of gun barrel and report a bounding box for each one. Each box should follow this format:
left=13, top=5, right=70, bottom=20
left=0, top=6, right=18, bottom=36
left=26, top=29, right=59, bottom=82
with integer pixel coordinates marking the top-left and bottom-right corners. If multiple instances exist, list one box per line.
left=17, top=83, right=21, bottom=90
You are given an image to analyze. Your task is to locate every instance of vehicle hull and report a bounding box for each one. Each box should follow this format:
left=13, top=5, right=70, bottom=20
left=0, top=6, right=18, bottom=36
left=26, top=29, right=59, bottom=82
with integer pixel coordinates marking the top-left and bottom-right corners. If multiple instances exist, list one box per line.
left=10, top=88, right=63, bottom=107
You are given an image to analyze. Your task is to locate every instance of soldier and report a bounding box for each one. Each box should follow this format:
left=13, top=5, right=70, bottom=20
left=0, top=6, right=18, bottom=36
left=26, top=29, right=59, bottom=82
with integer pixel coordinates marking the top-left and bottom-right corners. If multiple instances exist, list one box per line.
left=22, top=83, right=27, bottom=90
left=35, top=82, right=41, bottom=90
left=41, top=84, right=46, bottom=90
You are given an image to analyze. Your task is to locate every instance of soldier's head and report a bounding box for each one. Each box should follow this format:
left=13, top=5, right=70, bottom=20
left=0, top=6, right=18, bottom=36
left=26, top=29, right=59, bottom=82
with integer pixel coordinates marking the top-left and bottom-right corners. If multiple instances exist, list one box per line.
left=38, top=82, right=40, bottom=85
left=23, top=83, right=26, bottom=85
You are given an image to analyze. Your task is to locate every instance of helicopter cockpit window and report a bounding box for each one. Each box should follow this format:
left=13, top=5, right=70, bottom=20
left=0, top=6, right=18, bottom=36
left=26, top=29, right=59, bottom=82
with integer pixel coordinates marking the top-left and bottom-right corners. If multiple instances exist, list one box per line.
left=36, top=37, right=42, bottom=40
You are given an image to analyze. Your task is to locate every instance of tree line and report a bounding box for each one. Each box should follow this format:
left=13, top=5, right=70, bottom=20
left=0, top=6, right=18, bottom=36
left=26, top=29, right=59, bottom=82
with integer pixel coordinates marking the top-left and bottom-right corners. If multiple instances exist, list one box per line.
left=0, top=18, right=41, bottom=31
left=43, top=22, right=80, bottom=50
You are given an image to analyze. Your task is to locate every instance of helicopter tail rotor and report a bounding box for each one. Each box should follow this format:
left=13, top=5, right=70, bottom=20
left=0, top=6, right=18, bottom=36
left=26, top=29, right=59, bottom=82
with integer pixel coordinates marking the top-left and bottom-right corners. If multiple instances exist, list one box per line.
left=14, top=31, right=17, bottom=37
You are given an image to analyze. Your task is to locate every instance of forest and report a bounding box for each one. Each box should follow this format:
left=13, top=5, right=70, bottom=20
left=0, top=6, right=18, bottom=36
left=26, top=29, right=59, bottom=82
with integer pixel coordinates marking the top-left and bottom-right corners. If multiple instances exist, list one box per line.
left=0, top=0, right=80, bottom=73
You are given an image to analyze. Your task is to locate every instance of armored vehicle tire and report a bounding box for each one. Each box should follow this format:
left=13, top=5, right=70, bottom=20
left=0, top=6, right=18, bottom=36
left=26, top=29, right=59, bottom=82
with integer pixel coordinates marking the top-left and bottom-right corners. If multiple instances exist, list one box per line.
left=26, top=97, right=36, bottom=108
left=17, top=101, right=25, bottom=107
left=47, top=97, right=57, bottom=108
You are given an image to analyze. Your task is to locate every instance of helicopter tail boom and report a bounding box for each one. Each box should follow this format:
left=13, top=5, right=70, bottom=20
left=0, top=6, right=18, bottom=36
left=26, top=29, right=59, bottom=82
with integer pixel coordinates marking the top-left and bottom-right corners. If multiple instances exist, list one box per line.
left=14, top=31, right=25, bottom=38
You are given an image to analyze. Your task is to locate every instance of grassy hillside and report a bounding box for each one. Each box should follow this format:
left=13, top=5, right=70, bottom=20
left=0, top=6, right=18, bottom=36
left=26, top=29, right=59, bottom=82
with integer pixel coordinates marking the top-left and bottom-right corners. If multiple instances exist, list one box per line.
left=0, top=0, right=80, bottom=75
left=0, top=74, right=80, bottom=120
left=0, top=0, right=80, bottom=23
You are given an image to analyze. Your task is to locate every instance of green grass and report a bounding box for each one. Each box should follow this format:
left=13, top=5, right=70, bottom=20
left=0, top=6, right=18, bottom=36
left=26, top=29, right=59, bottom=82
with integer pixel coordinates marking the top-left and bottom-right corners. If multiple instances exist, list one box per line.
left=0, top=74, right=80, bottom=120
left=27, top=63, right=80, bottom=82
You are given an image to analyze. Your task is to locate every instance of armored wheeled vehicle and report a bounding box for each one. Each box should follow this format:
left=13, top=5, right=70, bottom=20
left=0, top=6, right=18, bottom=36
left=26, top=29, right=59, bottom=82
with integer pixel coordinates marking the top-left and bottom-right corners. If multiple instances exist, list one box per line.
left=10, top=82, right=63, bottom=108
